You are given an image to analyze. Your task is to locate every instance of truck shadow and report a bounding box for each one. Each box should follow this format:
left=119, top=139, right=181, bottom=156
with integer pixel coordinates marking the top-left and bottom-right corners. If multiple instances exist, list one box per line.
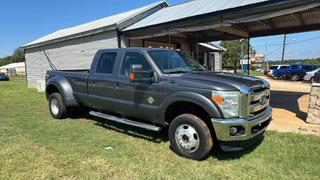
left=211, top=137, right=264, bottom=160
left=270, top=90, right=308, bottom=121
left=71, top=112, right=265, bottom=160
left=85, top=115, right=169, bottom=143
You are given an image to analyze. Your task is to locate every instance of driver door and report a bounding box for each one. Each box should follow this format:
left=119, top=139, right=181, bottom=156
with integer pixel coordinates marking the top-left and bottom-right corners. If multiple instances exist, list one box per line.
left=113, top=50, right=159, bottom=122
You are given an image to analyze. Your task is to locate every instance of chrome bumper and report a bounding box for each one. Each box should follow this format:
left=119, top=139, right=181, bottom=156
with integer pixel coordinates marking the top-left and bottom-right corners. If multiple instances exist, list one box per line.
left=211, top=107, right=272, bottom=141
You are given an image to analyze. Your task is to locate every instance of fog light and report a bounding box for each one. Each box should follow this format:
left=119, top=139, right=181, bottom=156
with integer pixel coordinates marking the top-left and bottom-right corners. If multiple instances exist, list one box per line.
left=229, top=126, right=245, bottom=136
left=229, top=127, right=238, bottom=136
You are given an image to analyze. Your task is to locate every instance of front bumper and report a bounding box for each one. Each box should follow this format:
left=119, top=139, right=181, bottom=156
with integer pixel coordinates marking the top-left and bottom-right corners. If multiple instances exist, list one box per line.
left=211, top=107, right=272, bottom=142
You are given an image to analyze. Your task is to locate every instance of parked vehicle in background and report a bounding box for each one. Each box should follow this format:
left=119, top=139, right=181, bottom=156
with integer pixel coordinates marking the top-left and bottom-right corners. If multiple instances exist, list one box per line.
left=265, top=65, right=288, bottom=77
left=45, top=48, right=272, bottom=160
left=313, top=70, right=320, bottom=83
left=0, top=73, right=9, bottom=81
left=273, top=64, right=319, bottom=81
left=304, top=68, right=320, bottom=83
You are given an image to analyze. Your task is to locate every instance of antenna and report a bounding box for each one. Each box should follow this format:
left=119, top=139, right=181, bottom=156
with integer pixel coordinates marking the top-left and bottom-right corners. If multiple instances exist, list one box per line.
left=43, top=51, right=58, bottom=71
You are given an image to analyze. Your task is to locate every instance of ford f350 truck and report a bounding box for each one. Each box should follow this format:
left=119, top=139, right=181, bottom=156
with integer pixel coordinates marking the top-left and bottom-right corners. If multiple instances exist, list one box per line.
left=45, top=48, right=272, bottom=160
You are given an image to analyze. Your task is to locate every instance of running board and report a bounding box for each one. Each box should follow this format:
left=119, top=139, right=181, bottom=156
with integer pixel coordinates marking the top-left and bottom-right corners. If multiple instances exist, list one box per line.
left=89, top=111, right=161, bottom=132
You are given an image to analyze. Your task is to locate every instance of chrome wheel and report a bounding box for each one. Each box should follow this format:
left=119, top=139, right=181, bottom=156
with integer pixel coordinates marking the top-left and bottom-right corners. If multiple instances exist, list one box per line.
left=292, top=74, right=300, bottom=81
left=50, top=98, right=59, bottom=115
left=175, top=124, right=200, bottom=153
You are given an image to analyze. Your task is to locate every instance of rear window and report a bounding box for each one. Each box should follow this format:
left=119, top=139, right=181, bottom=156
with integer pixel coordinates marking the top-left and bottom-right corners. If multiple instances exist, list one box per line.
left=290, top=65, right=301, bottom=69
left=95, top=52, right=118, bottom=74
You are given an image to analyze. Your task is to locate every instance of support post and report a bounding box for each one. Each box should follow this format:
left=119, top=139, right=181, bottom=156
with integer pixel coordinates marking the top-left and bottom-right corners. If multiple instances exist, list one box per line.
left=117, top=29, right=122, bottom=48
left=247, top=38, right=250, bottom=76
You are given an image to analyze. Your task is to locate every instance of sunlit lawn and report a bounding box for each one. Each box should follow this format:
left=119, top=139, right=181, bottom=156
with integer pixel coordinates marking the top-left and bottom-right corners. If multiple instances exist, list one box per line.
left=0, top=77, right=319, bottom=179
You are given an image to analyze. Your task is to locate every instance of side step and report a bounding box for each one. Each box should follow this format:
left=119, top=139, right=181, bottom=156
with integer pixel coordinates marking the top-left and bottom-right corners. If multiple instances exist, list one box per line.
left=89, top=111, right=161, bottom=132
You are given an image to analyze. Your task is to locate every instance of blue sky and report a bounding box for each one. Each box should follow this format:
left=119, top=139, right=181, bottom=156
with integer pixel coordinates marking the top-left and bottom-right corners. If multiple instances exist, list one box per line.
left=1, top=0, right=320, bottom=61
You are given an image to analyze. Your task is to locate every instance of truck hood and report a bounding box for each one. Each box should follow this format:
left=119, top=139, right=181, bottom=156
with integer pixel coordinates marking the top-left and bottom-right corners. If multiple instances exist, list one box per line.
left=169, top=72, right=268, bottom=92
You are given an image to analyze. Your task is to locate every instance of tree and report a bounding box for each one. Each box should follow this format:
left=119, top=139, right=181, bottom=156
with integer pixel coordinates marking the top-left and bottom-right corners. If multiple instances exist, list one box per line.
left=220, top=40, right=255, bottom=73
left=0, top=48, right=25, bottom=66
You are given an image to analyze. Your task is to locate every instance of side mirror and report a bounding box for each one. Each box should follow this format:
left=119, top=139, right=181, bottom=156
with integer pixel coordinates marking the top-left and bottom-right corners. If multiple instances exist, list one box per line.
left=129, top=64, right=155, bottom=83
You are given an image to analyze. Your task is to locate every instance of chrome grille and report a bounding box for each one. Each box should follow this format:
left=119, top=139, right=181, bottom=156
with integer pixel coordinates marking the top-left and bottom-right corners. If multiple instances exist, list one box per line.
left=249, top=87, right=270, bottom=118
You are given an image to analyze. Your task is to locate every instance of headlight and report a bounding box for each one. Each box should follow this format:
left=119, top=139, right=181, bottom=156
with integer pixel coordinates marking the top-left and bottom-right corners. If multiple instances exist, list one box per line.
left=212, top=91, right=240, bottom=118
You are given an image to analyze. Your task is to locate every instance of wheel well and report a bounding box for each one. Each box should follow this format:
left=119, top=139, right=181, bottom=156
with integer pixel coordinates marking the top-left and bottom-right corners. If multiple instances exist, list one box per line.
left=165, top=101, right=211, bottom=126
left=46, top=85, right=60, bottom=99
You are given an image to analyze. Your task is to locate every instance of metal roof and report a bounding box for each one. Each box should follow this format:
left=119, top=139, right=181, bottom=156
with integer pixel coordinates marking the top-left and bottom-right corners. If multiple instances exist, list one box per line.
left=24, top=1, right=167, bottom=48
left=199, top=43, right=226, bottom=52
left=124, top=0, right=270, bottom=31
left=0, top=62, right=25, bottom=69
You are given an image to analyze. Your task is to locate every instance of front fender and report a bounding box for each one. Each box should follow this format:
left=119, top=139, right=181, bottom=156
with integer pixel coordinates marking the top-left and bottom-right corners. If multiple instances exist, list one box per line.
left=46, top=76, right=78, bottom=107
left=159, top=91, right=222, bottom=123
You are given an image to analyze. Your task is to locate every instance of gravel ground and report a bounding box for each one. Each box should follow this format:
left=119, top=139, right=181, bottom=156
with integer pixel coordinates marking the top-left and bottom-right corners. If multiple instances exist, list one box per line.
left=259, top=76, right=320, bottom=136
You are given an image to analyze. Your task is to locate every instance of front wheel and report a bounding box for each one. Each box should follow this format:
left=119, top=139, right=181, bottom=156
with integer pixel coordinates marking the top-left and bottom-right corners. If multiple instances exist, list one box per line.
left=168, top=114, right=213, bottom=160
left=291, top=74, right=300, bottom=81
left=49, top=93, right=67, bottom=119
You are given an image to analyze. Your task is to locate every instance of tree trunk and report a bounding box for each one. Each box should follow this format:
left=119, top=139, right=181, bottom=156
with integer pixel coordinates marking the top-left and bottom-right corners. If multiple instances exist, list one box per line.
left=234, top=58, right=237, bottom=74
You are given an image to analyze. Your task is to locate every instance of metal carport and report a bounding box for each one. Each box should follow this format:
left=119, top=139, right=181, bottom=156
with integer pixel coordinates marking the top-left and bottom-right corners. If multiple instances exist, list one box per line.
left=122, top=0, right=320, bottom=74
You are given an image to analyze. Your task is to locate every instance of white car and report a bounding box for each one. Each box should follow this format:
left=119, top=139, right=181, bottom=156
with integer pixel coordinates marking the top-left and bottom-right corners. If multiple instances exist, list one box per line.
left=265, top=65, right=288, bottom=77
left=304, top=68, right=320, bottom=82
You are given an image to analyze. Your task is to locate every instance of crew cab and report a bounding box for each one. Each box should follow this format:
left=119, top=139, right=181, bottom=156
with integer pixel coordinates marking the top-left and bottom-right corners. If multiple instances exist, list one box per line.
left=274, top=64, right=318, bottom=81
left=45, top=48, right=272, bottom=160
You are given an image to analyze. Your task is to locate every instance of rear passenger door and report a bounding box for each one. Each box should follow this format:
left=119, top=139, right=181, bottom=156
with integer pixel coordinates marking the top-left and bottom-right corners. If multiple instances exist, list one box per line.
left=89, top=50, right=120, bottom=111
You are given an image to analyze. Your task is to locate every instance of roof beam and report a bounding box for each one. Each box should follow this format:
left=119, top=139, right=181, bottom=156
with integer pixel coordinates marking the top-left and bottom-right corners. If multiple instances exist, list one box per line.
left=257, top=20, right=274, bottom=29
left=291, top=13, right=306, bottom=26
left=213, top=26, right=249, bottom=38
left=250, top=23, right=320, bottom=38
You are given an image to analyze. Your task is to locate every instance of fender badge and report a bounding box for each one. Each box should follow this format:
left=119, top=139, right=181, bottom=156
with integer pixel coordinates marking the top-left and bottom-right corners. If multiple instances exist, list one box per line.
left=147, top=97, right=155, bottom=104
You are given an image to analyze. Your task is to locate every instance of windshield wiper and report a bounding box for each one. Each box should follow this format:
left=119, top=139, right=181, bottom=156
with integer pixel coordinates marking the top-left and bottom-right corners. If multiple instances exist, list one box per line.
left=167, top=71, right=190, bottom=74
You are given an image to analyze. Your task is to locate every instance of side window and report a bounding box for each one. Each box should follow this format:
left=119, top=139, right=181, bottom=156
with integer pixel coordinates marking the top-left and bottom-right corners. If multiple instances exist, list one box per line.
left=95, top=52, right=118, bottom=74
left=120, top=52, right=152, bottom=77
left=304, top=65, right=311, bottom=71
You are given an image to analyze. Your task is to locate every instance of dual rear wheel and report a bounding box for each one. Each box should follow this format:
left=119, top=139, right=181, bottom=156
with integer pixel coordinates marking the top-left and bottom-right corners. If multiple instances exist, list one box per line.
left=49, top=93, right=67, bottom=119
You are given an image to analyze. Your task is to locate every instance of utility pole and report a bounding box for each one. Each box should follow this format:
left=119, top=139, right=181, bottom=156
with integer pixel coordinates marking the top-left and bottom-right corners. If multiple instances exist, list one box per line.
left=247, top=38, right=250, bottom=76
left=281, top=34, right=287, bottom=62
left=265, top=42, right=268, bottom=70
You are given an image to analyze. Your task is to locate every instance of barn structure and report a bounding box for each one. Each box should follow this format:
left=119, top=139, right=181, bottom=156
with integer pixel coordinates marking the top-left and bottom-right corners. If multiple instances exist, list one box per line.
left=0, top=62, right=26, bottom=76
left=23, top=0, right=320, bottom=90
left=23, top=1, right=168, bottom=89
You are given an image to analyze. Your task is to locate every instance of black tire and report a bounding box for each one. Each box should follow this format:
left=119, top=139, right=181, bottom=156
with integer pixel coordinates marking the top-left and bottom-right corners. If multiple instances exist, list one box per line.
left=291, top=74, right=300, bottom=81
left=168, top=114, right=213, bottom=160
left=311, top=77, right=316, bottom=83
left=279, top=73, right=285, bottom=80
left=48, top=93, right=67, bottom=119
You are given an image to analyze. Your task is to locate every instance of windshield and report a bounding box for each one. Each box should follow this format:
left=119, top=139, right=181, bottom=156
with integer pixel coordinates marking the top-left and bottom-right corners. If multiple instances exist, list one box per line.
left=148, top=50, right=205, bottom=74
left=279, top=66, right=289, bottom=69
left=269, top=66, right=278, bottom=70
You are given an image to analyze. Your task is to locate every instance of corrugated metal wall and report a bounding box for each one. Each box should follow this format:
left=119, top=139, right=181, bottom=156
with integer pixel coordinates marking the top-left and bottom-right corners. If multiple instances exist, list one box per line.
left=25, top=30, right=119, bottom=88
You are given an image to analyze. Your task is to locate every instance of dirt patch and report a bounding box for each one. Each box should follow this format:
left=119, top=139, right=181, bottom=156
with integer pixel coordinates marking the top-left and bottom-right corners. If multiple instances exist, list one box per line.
left=260, top=77, right=320, bottom=136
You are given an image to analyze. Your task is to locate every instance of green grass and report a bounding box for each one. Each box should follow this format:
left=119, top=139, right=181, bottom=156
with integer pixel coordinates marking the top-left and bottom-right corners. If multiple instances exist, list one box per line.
left=236, top=71, right=264, bottom=77
left=249, top=71, right=264, bottom=77
left=1, top=77, right=320, bottom=179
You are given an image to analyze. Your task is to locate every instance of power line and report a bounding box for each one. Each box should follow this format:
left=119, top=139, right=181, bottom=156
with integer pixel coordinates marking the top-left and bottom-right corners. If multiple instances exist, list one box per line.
left=253, top=35, right=320, bottom=48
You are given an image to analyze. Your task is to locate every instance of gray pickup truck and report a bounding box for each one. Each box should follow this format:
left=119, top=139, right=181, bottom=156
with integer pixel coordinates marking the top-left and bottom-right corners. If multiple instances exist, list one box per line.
left=46, top=48, right=272, bottom=160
